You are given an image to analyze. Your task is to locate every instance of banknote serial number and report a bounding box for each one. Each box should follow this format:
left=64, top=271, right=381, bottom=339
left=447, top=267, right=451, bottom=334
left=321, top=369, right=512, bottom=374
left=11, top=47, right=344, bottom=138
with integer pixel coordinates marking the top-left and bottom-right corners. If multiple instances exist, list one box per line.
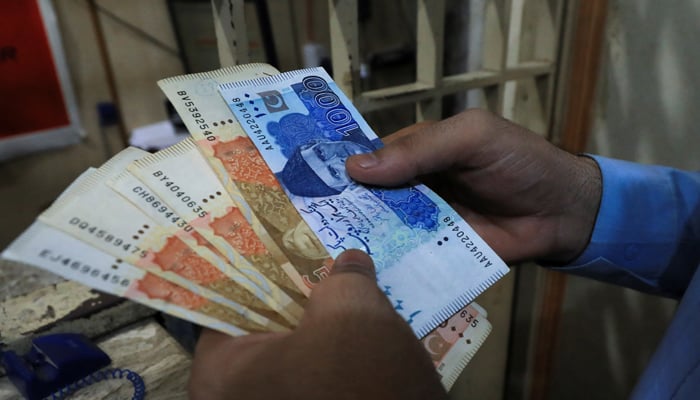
left=230, top=100, right=261, bottom=134
left=151, top=171, right=207, bottom=218
left=69, top=217, right=147, bottom=258
left=459, top=308, right=481, bottom=328
left=443, top=216, right=493, bottom=268
left=177, top=91, right=215, bottom=141
left=231, top=99, right=273, bottom=151
left=39, top=248, right=131, bottom=287
left=131, top=185, right=194, bottom=232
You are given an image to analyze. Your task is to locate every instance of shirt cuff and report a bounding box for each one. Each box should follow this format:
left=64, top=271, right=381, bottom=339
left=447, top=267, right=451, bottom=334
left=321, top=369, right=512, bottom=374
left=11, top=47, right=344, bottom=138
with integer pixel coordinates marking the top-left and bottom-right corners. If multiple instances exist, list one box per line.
left=551, top=155, right=681, bottom=296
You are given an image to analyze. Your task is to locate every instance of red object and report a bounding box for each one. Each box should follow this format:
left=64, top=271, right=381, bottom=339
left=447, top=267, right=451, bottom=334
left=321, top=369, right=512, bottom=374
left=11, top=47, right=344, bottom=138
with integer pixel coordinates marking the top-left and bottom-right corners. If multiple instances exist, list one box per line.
left=0, top=0, right=71, bottom=138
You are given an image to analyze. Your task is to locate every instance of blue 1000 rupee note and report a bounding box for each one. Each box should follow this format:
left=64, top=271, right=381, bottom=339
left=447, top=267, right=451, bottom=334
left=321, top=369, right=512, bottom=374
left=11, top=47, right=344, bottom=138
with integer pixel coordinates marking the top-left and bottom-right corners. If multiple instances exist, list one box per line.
left=219, top=67, right=509, bottom=337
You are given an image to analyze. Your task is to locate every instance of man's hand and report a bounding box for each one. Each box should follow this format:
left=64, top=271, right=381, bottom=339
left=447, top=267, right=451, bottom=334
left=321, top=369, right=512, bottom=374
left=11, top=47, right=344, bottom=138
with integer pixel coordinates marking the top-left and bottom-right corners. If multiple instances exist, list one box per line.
left=189, top=249, right=448, bottom=400
left=347, top=109, right=602, bottom=264
left=188, top=109, right=601, bottom=398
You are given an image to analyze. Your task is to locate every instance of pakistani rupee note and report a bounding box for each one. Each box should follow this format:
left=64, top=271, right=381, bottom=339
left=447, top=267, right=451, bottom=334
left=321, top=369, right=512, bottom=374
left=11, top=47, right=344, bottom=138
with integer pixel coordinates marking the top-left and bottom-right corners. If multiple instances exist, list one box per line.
left=219, top=68, right=510, bottom=337
left=38, top=150, right=289, bottom=331
left=108, top=168, right=296, bottom=328
left=422, top=303, right=492, bottom=390
left=158, top=65, right=332, bottom=295
left=158, top=66, right=496, bottom=377
left=126, top=138, right=304, bottom=321
left=2, top=221, right=258, bottom=336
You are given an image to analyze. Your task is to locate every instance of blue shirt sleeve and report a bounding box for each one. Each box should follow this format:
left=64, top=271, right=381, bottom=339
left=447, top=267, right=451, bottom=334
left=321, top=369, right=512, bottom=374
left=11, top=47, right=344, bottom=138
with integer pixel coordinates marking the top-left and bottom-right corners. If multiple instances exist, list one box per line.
left=552, top=155, right=700, bottom=299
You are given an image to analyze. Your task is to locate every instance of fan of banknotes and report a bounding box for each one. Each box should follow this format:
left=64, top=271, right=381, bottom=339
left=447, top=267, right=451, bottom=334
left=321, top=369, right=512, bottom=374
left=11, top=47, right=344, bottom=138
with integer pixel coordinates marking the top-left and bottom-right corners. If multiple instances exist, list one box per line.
left=2, top=64, right=509, bottom=390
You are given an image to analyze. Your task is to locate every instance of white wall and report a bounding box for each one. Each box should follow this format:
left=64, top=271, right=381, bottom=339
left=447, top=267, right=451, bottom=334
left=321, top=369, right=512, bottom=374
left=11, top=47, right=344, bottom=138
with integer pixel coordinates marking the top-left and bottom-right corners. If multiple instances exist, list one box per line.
left=590, top=0, right=700, bottom=170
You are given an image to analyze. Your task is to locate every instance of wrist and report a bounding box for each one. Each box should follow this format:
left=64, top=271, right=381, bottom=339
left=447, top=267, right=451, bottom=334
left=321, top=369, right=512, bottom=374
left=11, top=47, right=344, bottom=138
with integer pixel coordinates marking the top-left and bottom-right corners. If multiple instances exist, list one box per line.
left=547, top=154, right=602, bottom=264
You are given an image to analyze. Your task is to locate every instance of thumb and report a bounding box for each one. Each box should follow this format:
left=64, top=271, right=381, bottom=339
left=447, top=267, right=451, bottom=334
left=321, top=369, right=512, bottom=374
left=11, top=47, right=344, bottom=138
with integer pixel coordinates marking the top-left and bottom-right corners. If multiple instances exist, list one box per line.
left=327, top=248, right=377, bottom=279
left=346, top=109, right=491, bottom=186
left=302, top=249, right=395, bottom=322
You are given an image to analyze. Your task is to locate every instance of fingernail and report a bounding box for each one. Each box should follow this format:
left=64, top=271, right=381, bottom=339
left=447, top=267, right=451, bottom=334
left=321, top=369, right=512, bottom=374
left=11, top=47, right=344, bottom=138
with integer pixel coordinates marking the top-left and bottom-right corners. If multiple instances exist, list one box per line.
left=353, top=153, right=379, bottom=168
left=332, top=249, right=376, bottom=277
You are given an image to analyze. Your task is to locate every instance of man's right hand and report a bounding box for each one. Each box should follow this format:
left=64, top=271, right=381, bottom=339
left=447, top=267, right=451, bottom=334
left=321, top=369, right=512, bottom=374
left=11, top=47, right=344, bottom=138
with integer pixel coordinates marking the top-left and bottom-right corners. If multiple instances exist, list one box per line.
left=346, top=109, right=602, bottom=264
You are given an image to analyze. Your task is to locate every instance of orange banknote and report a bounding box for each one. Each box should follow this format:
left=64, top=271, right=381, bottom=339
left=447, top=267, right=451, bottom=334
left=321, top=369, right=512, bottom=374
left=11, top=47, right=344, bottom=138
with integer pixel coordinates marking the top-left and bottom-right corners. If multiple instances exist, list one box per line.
left=158, top=65, right=333, bottom=296
left=38, top=151, right=292, bottom=331
left=422, top=303, right=492, bottom=390
left=127, top=138, right=305, bottom=323
left=3, top=221, right=260, bottom=336
left=109, top=168, right=298, bottom=327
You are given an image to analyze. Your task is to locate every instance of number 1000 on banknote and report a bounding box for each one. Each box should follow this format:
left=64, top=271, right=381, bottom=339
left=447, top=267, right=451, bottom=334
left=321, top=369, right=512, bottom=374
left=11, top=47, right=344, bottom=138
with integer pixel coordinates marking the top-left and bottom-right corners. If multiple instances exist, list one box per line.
left=219, top=68, right=509, bottom=338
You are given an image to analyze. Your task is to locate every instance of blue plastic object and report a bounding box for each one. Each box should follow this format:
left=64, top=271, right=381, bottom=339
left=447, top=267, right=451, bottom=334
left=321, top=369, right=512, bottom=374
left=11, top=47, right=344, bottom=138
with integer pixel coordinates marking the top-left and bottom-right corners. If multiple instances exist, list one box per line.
left=49, top=367, right=145, bottom=400
left=1, top=333, right=111, bottom=400
left=96, top=101, right=120, bottom=127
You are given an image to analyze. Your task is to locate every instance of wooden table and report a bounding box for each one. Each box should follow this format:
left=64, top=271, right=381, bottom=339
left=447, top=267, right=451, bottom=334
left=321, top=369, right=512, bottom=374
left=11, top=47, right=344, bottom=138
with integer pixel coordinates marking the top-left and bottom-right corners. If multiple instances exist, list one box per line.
left=0, top=260, right=192, bottom=399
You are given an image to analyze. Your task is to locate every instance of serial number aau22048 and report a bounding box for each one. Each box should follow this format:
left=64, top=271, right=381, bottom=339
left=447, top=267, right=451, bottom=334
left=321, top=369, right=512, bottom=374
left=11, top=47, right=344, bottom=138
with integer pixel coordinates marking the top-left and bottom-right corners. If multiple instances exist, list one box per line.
left=443, top=216, right=493, bottom=268
left=231, top=99, right=274, bottom=151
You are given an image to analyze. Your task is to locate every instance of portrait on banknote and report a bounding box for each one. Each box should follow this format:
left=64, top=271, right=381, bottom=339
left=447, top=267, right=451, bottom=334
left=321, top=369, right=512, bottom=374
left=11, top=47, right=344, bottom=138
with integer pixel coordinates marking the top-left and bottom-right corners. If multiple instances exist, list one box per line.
left=276, top=139, right=372, bottom=197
